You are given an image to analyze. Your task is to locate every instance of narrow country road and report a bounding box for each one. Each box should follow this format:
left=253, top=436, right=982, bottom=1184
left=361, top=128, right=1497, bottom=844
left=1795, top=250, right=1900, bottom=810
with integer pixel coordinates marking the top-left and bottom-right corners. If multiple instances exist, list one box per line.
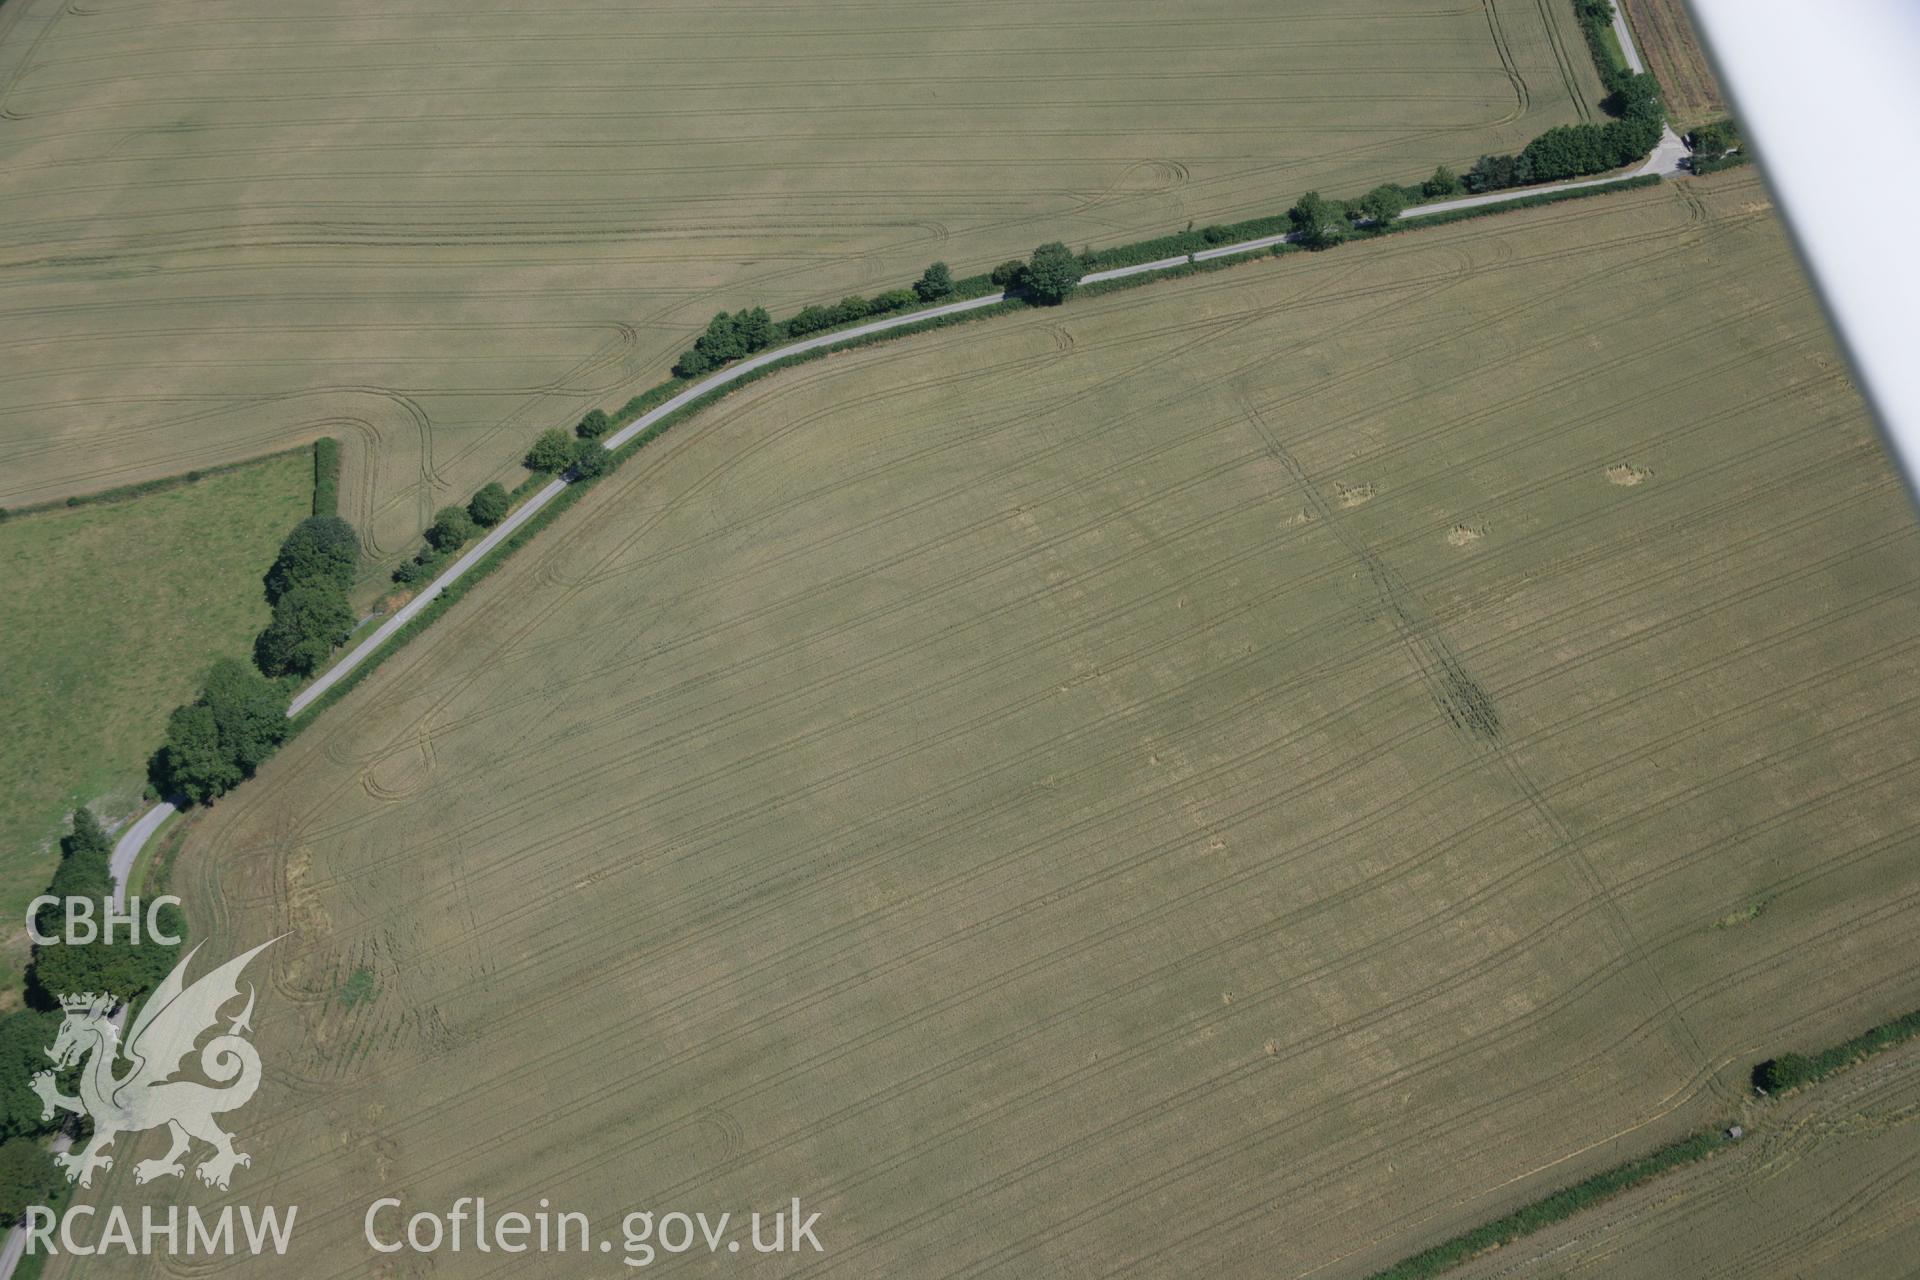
left=1613, top=0, right=1648, bottom=73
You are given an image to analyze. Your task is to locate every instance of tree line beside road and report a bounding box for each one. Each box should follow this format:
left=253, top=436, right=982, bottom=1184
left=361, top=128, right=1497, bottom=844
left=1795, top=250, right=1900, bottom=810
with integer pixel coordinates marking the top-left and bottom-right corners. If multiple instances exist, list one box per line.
left=143, top=0, right=1688, bottom=829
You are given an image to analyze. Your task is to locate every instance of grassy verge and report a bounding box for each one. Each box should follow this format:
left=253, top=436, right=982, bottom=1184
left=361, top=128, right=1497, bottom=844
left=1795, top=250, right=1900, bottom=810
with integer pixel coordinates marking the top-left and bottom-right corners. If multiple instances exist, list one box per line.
left=1574, top=0, right=1635, bottom=84
left=1598, top=23, right=1629, bottom=74
left=1078, top=212, right=1295, bottom=272
left=1074, top=243, right=1303, bottom=299
left=1367, top=1130, right=1723, bottom=1279
left=128, top=807, right=191, bottom=902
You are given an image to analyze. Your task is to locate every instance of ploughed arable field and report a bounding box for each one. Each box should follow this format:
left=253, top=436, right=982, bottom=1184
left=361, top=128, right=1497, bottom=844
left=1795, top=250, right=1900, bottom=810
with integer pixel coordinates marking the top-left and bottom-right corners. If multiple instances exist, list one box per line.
left=69, top=172, right=1920, bottom=1278
left=0, top=0, right=1605, bottom=557
left=1453, top=1039, right=1920, bottom=1278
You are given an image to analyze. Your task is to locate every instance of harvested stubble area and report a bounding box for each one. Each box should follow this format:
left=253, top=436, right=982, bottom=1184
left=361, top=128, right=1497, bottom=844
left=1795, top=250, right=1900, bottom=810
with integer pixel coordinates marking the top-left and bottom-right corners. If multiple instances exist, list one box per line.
left=0, top=0, right=1602, bottom=559
left=73, top=174, right=1920, bottom=1277
left=1452, top=1038, right=1920, bottom=1278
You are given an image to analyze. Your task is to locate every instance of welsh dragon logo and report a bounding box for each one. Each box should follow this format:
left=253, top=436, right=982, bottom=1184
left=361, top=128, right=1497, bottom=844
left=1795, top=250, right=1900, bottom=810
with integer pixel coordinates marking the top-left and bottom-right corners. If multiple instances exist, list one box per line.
left=33, top=939, right=277, bottom=1191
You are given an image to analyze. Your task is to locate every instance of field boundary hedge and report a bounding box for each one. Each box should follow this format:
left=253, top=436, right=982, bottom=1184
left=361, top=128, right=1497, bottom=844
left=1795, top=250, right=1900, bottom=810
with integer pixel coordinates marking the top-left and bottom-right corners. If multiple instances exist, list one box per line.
left=1754, top=1005, right=1920, bottom=1094
left=1366, top=1129, right=1722, bottom=1279
left=1071, top=176, right=1661, bottom=302
left=1401, top=174, right=1663, bottom=228
left=1078, top=213, right=1296, bottom=272
left=1, top=444, right=312, bottom=521
left=312, top=437, right=341, bottom=516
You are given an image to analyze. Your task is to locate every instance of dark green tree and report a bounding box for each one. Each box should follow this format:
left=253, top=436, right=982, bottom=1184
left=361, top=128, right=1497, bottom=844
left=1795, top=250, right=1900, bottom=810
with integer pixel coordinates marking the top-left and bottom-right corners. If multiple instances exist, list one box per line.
left=785, top=304, right=835, bottom=337
left=1356, top=184, right=1408, bottom=227
left=1465, top=152, right=1533, bottom=193
left=264, top=515, right=357, bottom=603
left=914, top=262, right=954, bottom=302
left=1753, top=1055, right=1808, bottom=1093
left=28, top=817, right=189, bottom=1005
left=1689, top=119, right=1739, bottom=157
left=392, top=555, right=440, bottom=587
left=525, top=428, right=574, bottom=473
left=733, top=306, right=774, bottom=351
left=41, top=850, right=111, bottom=927
left=29, top=899, right=184, bottom=1012
left=33, top=812, right=113, bottom=943
left=1024, top=242, right=1081, bottom=305
left=1522, top=123, right=1609, bottom=180
left=152, top=704, right=241, bottom=804
left=254, top=582, right=356, bottom=677
left=0, top=1012, right=61, bottom=1140
left=0, top=1137, right=62, bottom=1228
left=62, top=808, right=110, bottom=861
left=989, top=259, right=1028, bottom=291
left=467, top=482, right=510, bottom=527
left=202, top=658, right=289, bottom=773
left=426, top=504, right=476, bottom=552
left=1603, top=114, right=1662, bottom=163
left=1605, top=70, right=1664, bottom=122
left=673, top=306, right=778, bottom=377
left=1423, top=165, right=1462, bottom=197
left=1288, top=191, right=1348, bottom=248
left=699, top=312, right=747, bottom=361
left=569, top=438, right=609, bottom=479
left=575, top=408, right=611, bottom=440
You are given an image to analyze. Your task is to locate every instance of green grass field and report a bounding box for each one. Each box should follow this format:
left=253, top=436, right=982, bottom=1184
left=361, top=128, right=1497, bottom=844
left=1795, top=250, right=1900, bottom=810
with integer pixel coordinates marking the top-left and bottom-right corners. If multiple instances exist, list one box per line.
left=0, top=452, right=310, bottom=990
left=67, top=172, right=1920, bottom=1278
left=0, top=0, right=1602, bottom=561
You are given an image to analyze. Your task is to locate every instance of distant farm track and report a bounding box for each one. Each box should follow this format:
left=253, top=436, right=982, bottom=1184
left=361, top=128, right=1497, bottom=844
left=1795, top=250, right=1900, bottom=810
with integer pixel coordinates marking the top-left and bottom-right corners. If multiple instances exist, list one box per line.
left=0, top=0, right=1601, bottom=561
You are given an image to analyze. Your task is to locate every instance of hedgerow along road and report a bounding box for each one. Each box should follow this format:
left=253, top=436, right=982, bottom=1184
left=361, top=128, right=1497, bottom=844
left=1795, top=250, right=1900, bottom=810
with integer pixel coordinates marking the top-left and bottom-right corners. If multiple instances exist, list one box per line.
left=101, top=145, right=1694, bottom=911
